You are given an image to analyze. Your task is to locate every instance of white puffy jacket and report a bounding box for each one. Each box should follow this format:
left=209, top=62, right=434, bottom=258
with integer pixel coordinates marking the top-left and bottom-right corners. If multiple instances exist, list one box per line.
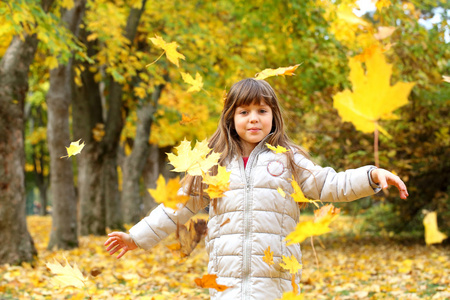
left=129, top=138, right=380, bottom=300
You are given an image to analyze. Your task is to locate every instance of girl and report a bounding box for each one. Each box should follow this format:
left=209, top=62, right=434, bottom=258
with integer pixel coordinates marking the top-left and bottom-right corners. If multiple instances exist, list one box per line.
left=105, top=78, right=408, bottom=299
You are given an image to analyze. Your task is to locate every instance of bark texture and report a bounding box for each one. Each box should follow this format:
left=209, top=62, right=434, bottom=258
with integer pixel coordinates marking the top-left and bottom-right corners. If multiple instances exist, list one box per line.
left=46, top=0, right=86, bottom=250
left=122, top=84, right=164, bottom=224
left=0, top=1, right=57, bottom=262
left=74, top=0, right=147, bottom=235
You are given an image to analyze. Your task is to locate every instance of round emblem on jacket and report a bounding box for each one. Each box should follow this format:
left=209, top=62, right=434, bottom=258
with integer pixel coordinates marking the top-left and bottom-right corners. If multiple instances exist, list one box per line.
left=267, top=160, right=285, bottom=177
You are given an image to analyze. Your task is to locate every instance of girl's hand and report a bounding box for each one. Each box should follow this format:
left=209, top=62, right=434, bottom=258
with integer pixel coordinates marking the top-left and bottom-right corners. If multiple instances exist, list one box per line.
left=371, top=168, right=409, bottom=200
left=104, top=232, right=137, bottom=259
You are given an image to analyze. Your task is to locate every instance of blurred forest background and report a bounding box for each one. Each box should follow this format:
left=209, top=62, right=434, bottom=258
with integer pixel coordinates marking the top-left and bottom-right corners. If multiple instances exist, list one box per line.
left=0, top=0, right=449, bottom=297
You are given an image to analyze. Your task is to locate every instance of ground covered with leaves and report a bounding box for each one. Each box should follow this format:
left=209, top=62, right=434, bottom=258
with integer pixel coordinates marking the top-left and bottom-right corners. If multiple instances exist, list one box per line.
left=1, top=215, right=449, bottom=299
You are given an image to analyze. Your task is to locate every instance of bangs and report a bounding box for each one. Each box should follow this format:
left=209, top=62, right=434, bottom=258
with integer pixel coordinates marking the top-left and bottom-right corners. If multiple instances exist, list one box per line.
left=233, top=79, right=275, bottom=108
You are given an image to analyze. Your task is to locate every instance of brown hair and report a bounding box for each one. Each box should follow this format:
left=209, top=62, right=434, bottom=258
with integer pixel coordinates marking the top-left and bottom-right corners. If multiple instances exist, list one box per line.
left=182, top=78, right=311, bottom=209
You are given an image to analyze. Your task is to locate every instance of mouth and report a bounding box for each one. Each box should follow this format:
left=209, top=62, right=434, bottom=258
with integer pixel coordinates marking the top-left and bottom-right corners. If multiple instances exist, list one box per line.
left=248, top=128, right=260, bottom=132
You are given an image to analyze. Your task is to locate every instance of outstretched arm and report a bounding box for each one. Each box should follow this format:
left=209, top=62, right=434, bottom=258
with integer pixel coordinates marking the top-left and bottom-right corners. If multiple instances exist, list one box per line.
left=104, top=232, right=138, bottom=259
left=370, top=168, right=409, bottom=199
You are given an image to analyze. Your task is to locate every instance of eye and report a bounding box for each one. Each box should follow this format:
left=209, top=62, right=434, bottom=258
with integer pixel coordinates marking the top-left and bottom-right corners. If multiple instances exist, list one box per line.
left=239, top=110, right=248, bottom=115
left=259, top=109, right=267, bottom=113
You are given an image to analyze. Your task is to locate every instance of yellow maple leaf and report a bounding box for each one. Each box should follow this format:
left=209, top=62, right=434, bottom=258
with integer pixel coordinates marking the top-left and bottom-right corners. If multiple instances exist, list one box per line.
left=279, top=255, right=302, bottom=274
left=181, top=72, right=203, bottom=93
left=60, top=139, right=85, bottom=159
left=333, top=46, right=415, bottom=137
left=290, top=177, right=320, bottom=207
left=147, top=175, right=189, bottom=210
left=255, top=64, right=301, bottom=80
left=423, top=211, right=448, bottom=245
left=167, top=139, right=221, bottom=176
left=203, top=166, right=231, bottom=199
left=149, top=34, right=185, bottom=67
left=277, top=291, right=305, bottom=300
left=266, top=143, right=289, bottom=154
left=285, top=204, right=340, bottom=245
left=263, top=246, right=274, bottom=266
left=194, top=274, right=231, bottom=291
left=46, top=257, right=88, bottom=289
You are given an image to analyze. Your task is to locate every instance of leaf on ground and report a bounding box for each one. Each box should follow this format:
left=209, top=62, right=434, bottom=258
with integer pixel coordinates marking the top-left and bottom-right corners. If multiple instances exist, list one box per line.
left=333, top=46, right=415, bottom=137
left=194, top=274, right=231, bottom=291
left=181, top=72, right=203, bottom=92
left=203, top=166, right=231, bottom=199
left=423, top=211, right=448, bottom=245
left=149, top=34, right=185, bottom=67
left=46, top=257, right=87, bottom=289
left=147, top=175, right=189, bottom=210
left=167, top=139, right=221, bottom=176
left=60, top=139, right=85, bottom=159
left=255, top=64, right=301, bottom=80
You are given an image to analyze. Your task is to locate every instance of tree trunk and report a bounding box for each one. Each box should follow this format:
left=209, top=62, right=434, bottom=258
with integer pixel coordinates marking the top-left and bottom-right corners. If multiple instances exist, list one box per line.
left=46, top=0, right=87, bottom=249
left=122, top=84, right=164, bottom=224
left=142, top=144, right=160, bottom=216
left=74, top=0, right=147, bottom=235
left=0, top=31, right=43, bottom=264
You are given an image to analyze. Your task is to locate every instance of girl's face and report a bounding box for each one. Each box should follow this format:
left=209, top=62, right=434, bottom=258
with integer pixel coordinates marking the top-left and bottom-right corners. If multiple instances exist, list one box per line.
left=233, top=100, right=273, bottom=157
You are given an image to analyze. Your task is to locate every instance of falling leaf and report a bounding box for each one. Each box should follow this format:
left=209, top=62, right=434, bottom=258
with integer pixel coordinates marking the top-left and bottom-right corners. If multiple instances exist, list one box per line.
left=443, top=75, right=450, bottom=83
left=279, top=255, right=302, bottom=274
left=333, top=46, right=415, bottom=137
left=255, top=64, right=301, bottom=80
left=314, top=204, right=341, bottom=224
left=278, top=291, right=305, bottom=300
left=423, top=211, right=448, bottom=245
left=147, top=175, right=189, bottom=210
left=181, top=72, right=203, bottom=92
left=263, top=246, right=274, bottom=266
left=60, top=139, right=85, bottom=159
left=203, top=166, right=231, bottom=199
left=149, top=34, right=185, bottom=67
left=374, top=26, right=396, bottom=40
left=46, top=257, right=88, bottom=289
left=285, top=204, right=340, bottom=245
left=194, top=274, right=231, bottom=291
left=266, top=143, right=289, bottom=154
left=220, top=218, right=231, bottom=227
left=290, top=177, right=320, bottom=207
left=179, top=114, right=198, bottom=125
left=277, top=187, right=286, bottom=197
left=176, top=219, right=208, bottom=257
left=167, top=139, right=221, bottom=176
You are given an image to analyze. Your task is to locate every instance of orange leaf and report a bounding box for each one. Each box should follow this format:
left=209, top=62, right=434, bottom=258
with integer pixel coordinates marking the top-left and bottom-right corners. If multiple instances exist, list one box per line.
left=194, top=274, right=231, bottom=291
left=147, top=175, right=189, bottom=210
left=203, top=166, right=231, bottom=199
left=263, top=246, right=274, bottom=266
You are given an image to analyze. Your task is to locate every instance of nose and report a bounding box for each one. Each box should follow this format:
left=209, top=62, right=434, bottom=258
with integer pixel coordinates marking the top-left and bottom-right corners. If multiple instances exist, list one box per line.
left=249, top=111, right=258, bottom=123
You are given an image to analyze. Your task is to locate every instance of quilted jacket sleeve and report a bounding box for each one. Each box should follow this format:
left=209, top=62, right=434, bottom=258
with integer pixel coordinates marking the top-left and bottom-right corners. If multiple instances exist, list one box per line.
left=128, top=194, right=209, bottom=251
left=294, top=153, right=381, bottom=202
